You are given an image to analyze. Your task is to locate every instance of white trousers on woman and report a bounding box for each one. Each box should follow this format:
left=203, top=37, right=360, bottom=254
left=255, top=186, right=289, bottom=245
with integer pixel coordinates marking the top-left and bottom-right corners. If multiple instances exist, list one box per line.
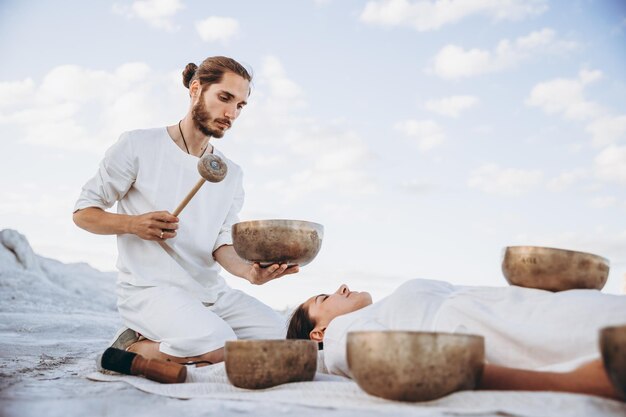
left=117, top=285, right=285, bottom=357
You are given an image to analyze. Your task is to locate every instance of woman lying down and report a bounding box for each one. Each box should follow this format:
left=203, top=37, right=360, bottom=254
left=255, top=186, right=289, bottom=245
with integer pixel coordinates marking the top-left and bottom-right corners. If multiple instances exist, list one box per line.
left=286, top=279, right=626, bottom=400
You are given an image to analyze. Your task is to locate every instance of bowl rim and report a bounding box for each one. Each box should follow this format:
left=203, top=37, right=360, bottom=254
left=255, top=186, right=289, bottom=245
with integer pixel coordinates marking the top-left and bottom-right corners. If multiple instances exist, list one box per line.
left=346, top=330, right=485, bottom=343
left=600, top=324, right=626, bottom=335
left=233, top=219, right=324, bottom=231
left=503, top=246, right=609, bottom=264
left=225, top=339, right=319, bottom=347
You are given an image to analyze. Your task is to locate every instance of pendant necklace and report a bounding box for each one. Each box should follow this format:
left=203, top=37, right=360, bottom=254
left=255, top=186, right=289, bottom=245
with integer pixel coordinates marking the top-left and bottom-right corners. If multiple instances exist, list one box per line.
left=178, top=120, right=207, bottom=156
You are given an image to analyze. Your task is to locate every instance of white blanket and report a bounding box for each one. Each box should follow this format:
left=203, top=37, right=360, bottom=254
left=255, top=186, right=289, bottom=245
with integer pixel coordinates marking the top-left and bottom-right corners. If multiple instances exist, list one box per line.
left=87, top=364, right=626, bottom=417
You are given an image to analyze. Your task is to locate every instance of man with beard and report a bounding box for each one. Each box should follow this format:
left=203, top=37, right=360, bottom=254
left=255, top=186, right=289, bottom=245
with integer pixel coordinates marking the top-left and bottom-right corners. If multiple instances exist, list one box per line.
left=73, top=56, right=298, bottom=366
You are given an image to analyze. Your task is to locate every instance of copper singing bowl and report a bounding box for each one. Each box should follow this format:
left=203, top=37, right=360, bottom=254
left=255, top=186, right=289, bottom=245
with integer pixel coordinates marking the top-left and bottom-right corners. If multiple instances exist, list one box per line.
left=224, top=340, right=318, bottom=389
left=232, top=220, right=324, bottom=267
left=347, top=331, right=484, bottom=402
left=600, top=325, right=626, bottom=400
left=501, top=246, right=609, bottom=292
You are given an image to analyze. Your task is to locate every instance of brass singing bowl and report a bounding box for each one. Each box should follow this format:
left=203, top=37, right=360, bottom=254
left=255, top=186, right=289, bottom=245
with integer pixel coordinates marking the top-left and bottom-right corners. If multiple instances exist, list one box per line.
left=600, top=325, right=626, bottom=400
left=232, top=220, right=324, bottom=267
left=501, top=246, right=609, bottom=292
left=347, top=331, right=485, bottom=402
left=224, top=340, right=318, bottom=389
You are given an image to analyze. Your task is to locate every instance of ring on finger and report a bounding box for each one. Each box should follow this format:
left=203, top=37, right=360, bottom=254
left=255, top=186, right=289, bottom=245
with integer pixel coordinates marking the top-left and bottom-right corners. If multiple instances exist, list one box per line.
left=160, top=230, right=164, bottom=239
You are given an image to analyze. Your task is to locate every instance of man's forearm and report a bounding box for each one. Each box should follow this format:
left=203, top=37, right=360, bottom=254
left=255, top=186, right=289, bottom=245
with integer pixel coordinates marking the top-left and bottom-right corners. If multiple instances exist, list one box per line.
left=213, top=244, right=249, bottom=278
left=73, top=207, right=133, bottom=235
left=480, top=361, right=619, bottom=399
left=480, top=364, right=564, bottom=392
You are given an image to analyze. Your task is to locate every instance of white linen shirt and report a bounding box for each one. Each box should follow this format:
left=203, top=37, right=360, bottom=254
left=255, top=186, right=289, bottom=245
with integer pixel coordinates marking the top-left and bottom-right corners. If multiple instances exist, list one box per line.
left=74, top=127, right=243, bottom=303
left=323, top=279, right=626, bottom=377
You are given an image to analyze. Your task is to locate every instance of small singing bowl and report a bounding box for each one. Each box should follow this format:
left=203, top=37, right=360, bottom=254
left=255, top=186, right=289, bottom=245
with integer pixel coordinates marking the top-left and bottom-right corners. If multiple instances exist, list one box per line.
left=224, top=340, right=318, bottom=389
left=232, top=219, right=324, bottom=267
left=600, top=325, right=626, bottom=400
left=347, top=331, right=484, bottom=402
left=501, top=246, right=609, bottom=292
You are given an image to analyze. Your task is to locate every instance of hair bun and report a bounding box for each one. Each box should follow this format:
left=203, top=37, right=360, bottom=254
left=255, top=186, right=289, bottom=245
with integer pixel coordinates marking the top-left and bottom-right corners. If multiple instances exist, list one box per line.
left=182, top=63, right=198, bottom=88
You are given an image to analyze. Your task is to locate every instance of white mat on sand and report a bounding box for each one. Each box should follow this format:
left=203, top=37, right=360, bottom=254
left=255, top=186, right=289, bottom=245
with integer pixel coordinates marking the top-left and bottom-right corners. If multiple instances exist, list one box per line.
left=87, top=363, right=626, bottom=417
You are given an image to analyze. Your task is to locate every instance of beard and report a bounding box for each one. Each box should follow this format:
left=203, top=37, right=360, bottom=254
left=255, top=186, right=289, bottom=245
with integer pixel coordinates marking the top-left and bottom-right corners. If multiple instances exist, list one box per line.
left=191, top=94, right=230, bottom=138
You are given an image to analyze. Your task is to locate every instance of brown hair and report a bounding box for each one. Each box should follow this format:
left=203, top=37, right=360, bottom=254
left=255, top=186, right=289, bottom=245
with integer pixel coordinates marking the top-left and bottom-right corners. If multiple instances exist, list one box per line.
left=286, top=302, right=323, bottom=349
left=182, top=56, right=252, bottom=92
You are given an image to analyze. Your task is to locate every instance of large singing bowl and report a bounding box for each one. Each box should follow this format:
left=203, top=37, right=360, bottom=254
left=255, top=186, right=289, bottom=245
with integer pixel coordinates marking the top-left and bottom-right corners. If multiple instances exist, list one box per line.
left=232, top=220, right=323, bottom=267
left=600, top=325, right=626, bottom=400
left=501, top=246, right=609, bottom=292
left=225, top=340, right=318, bottom=389
left=347, top=331, right=485, bottom=402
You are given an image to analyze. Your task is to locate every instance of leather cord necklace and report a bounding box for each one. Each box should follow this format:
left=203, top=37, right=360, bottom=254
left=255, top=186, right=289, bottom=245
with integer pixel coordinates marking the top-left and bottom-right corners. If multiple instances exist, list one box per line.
left=178, top=120, right=207, bottom=156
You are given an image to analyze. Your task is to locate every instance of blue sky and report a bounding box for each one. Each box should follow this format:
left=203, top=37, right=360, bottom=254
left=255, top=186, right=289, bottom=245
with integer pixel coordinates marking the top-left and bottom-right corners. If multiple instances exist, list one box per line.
left=1, top=0, right=625, bottom=308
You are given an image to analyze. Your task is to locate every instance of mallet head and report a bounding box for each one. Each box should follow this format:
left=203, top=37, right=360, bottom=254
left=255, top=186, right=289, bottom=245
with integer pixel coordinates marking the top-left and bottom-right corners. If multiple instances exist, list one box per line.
left=198, top=154, right=228, bottom=183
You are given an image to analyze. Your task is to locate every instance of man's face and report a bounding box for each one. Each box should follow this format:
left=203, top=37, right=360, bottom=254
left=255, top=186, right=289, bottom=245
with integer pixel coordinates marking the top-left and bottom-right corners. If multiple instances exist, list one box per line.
left=306, top=284, right=373, bottom=327
left=192, top=71, right=249, bottom=138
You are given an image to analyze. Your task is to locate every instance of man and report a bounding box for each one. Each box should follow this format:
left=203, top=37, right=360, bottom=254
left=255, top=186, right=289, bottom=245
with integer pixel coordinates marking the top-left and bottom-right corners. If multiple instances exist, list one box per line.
left=74, top=56, right=297, bottom=366
left=287, top=279, right=626, bottom=400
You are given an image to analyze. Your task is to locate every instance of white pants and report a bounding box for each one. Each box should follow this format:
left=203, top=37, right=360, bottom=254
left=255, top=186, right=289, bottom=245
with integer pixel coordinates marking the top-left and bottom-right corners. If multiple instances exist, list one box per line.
left=117, top=286, right=285, bottom=357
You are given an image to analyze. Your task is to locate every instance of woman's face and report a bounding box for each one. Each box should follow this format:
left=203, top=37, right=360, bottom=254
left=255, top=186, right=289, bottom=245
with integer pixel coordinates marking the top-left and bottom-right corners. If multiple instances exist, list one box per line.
left=306, top=284, right=372, bottom=327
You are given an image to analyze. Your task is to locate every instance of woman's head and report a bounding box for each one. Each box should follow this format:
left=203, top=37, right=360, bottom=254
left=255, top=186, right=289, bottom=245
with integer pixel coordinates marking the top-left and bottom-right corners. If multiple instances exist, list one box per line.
left=286, top=284, right=372, bottom=345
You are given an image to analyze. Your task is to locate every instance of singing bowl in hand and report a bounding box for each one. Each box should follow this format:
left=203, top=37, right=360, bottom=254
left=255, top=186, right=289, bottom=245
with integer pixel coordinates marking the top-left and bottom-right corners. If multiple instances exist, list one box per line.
left=232, top=219, right=323, bottom=267
left=501, top=246, right=609, bottom=292
left=347, top=331, right=485, bottom=402
left=224, top=339, right=318, bottom=389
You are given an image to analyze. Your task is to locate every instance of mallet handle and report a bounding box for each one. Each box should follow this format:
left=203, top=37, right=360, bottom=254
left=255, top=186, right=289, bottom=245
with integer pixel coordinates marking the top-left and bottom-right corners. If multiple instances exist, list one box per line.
left=173, top=178, right=206, bottom=217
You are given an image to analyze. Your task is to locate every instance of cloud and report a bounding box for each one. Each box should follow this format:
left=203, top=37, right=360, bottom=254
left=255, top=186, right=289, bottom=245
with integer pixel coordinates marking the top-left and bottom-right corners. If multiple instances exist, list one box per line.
left=401, top=178, right=433, bottom=194
left=546, top=169, right=588, bottom=192
left=394, top=119, right=445, bottom=151
left=526, top=69, right=604, bottom=121
left=113, top=0, right=183, bottom=31
left=226, top=55, right=378, bottom=200
left=196, top=16, right=240, bottom=43
left=359, top=0, right=547, bottom=31
left=589, top=196, right=617, bottom=209
left=0, top=78, right=34, bottom=109
left=0, top=188, right=73, bottom=218
left=424, top=95, right=479, bottom=117
left=594, top=146, right=626, bottom=185
left=586, top=115, right=626, bottom=147
left=261, top=56, right=305, bottom=101
left=0, top=55, right=370, bottom=202
left=468, top=163, right=543, bottom=196
left=527, top=70, right=626, bottom=148
left=0, top=62, right=185, bottom=152
left=431, top=28, right=578, bottom=79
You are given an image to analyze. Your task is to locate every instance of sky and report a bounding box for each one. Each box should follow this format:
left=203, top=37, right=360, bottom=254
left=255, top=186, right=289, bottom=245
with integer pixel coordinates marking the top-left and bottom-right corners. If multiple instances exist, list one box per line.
left=1, top=0, right=625, bottom=309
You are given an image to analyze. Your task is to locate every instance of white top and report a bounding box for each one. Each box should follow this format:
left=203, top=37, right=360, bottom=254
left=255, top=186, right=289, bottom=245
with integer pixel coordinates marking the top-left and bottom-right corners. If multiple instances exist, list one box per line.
left=324, top=279, right=626, bottom=377
left=75, top=127, right=243, bottom=302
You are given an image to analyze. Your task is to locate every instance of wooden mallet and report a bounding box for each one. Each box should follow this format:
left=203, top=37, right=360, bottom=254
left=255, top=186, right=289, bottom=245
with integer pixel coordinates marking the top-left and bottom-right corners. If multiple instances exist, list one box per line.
left=173, top=154, right=228, bottom=216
